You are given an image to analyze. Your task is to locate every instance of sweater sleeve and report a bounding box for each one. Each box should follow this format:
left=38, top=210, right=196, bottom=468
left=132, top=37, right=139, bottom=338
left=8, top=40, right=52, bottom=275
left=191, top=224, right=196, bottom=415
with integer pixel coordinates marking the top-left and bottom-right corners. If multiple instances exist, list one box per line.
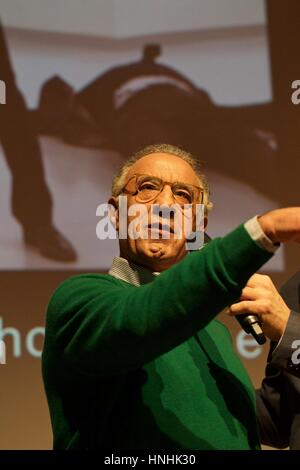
left=45, top=224, right=272, bottom=378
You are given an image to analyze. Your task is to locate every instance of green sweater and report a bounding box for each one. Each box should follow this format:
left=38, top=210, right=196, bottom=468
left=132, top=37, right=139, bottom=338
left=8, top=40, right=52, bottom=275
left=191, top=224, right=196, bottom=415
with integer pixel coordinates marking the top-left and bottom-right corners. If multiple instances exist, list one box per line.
left=42, top=225, right=272, bottom=449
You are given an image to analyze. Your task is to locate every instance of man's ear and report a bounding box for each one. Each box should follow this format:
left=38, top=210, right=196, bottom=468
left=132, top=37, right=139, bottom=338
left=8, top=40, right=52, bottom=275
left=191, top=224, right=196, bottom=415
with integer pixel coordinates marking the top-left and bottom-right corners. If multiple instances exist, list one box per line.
left=108, top=196, right=119, bottom=231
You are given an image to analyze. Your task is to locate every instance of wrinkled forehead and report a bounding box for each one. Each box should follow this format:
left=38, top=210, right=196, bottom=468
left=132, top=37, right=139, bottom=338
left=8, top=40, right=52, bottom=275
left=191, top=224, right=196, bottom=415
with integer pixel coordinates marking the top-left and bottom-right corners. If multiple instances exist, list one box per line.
left=127, top=152, right=200, bottom=186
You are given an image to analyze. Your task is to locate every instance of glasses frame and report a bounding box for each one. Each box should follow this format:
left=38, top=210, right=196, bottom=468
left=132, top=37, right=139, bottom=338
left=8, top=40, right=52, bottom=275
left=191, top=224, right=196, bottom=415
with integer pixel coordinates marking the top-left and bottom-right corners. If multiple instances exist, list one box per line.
left=121, top=173, right=204, bottom=205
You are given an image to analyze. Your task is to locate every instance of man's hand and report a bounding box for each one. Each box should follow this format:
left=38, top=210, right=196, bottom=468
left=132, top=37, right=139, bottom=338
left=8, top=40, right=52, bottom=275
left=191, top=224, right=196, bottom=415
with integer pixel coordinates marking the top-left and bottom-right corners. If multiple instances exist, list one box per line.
left=228, top=274, right=291, bottom=342
left=258, top=207, right=300, bottom=244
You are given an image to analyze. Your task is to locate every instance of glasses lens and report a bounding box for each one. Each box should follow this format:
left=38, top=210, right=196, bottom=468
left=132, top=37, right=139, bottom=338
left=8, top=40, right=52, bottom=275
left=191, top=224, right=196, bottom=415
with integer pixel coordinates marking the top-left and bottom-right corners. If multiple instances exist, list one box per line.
left=135, top=175, right=201, bottom=204
left=172, top=184, right=195, bottom=205
left=136, top=176, right=162, bottom=201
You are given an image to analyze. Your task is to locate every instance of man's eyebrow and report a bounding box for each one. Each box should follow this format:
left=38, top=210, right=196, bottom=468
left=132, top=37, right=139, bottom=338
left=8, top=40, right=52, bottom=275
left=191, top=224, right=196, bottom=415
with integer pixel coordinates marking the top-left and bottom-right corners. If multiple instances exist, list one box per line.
left=136, top=174, right=199, bottom=188
left=141, top=175, right=193, bottom=184
left=173, top=181, right=192, bottom=186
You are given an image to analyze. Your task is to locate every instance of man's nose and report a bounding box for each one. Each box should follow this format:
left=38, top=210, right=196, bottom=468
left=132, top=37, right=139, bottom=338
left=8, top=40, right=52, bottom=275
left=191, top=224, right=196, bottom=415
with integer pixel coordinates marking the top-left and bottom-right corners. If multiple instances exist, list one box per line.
left=150, top=185, right=180, bottom=222
left=153, top=184, right=174, bottom=205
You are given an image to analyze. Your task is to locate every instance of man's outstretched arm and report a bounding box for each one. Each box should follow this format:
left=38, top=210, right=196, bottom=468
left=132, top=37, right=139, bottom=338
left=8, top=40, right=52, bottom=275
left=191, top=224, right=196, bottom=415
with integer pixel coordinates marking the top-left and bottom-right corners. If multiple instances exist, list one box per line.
left=44, top=208, right=300, bottom=379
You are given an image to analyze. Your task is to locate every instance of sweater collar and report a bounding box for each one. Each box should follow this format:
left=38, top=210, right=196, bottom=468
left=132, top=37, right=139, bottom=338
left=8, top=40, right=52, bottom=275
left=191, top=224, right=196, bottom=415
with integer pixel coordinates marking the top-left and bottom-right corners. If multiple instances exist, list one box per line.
left=108, top=256, right=158, bottom=286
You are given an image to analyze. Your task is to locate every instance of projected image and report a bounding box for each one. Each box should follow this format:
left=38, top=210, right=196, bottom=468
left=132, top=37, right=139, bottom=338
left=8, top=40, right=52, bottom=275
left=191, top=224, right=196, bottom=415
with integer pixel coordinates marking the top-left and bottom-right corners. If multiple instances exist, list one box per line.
left=38, top=43, right=278, bottom=198
left=0, top=0, right=291, bottom=273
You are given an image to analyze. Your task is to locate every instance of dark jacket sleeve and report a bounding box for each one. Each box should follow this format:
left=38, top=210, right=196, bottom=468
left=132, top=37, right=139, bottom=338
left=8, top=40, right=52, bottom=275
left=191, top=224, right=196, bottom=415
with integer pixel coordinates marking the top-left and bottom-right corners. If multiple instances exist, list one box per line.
left=44, top=224, right=271, bottom=378
left=256, top=271, right=300, bottom=448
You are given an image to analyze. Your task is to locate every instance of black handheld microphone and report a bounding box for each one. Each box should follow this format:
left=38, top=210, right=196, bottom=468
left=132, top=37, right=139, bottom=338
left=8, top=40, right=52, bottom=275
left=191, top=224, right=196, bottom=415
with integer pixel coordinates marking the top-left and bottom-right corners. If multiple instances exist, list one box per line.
left=203, top=232, right=266, bottom=346
left=236, top=314, right=266, bottom=345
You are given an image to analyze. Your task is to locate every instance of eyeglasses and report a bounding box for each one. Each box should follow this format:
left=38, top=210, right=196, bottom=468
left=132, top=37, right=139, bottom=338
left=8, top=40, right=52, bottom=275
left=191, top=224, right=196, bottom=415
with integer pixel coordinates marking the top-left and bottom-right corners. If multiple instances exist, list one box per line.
left=121, top=174, right=204, bottom=205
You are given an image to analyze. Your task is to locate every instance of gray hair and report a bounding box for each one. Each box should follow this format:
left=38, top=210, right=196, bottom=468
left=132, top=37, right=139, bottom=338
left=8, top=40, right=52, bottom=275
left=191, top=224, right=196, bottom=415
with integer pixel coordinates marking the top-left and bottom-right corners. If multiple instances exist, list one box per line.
left=111, top=143, right=213, bottom=212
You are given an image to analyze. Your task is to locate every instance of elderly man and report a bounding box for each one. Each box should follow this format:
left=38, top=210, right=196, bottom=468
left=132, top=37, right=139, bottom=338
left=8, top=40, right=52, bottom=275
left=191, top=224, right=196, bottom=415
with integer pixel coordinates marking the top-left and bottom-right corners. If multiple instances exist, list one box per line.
left=42, top=143, right=300, bottom=449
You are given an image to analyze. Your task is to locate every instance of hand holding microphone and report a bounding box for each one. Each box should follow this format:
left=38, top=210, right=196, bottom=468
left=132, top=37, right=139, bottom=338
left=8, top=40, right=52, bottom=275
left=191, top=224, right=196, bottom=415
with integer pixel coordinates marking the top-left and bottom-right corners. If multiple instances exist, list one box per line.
left=204, top=206, right=299, bottom=344
left=205, top=234, right=271, bottom=344
left=228, top=273, right=291, bottom=343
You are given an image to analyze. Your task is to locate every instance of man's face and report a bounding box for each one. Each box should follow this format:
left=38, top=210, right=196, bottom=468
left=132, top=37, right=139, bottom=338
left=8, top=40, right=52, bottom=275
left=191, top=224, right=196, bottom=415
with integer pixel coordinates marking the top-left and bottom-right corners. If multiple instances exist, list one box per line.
left=111, top=152, right=205, bottom=272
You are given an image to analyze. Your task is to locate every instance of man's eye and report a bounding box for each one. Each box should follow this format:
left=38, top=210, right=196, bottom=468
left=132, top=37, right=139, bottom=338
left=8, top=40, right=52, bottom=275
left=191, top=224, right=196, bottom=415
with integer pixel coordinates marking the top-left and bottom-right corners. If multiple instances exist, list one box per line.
left=174, top=189, right=192, bottom=201
left=140, top=182, right=159, bottom=190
